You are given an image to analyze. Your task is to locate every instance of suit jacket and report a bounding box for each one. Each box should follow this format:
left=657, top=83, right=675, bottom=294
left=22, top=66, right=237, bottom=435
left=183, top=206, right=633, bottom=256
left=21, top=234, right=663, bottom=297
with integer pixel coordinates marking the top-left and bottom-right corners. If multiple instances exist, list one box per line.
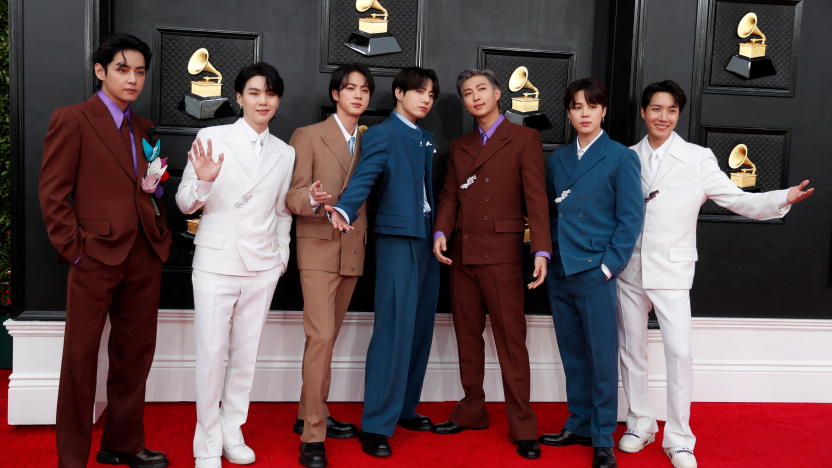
left=287, top=115, right=368, bottom=276
left=176, top=119, right=295, bottom=276
left=39, top=95, right=171, bottom=265
left=335, top=114, right=436, bottom=239
left=619, top=132, right=790, bottom=290
left=434, top=120, right=551, bottom=265
left=547, top=131, right=644, bottom=276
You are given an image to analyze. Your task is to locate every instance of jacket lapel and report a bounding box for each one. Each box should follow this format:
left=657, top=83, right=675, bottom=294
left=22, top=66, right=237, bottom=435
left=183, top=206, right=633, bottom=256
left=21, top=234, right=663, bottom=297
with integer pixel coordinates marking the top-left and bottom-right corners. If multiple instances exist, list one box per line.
left=133, top=118, right=149, bottom=181
left=245, top=135, right=282, bottom=193
left=565, top=132, right=608, bottom=188
left=465, top=120, right=510, bottom=176
left=649, top=133, right=684, bottom=190
left=82, top=96, right=136, bottom=181
left=322, top=115, right=352, bottom=176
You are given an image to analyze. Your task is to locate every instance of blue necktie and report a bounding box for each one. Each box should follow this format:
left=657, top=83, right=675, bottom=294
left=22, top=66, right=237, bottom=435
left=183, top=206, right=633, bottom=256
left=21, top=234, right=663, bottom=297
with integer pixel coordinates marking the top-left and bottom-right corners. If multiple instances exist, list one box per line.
left=348, top=135, right=356, bottom=156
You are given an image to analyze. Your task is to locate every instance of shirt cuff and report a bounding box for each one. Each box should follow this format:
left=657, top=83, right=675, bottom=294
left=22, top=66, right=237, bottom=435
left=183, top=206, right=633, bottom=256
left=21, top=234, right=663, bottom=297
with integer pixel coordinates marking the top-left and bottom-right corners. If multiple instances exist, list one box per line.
left=309, top=192, right=320, bottom=208
left=195, top=179, right=213, bottom=199
left=327, top=207, right=350, bottom=225
left=534, top=251, right=550, bottom=260
left=433, top=231, right=445, bottom=241
left=73, top=254, right=82, bottom=265
left=778, top=189, right=790, bottom=208
left=601, top=263, right=612, bottom=279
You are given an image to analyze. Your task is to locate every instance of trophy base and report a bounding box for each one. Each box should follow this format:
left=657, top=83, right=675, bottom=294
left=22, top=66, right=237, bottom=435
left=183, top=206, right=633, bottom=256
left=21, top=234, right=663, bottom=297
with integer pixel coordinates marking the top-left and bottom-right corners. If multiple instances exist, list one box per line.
left=724, top=55, right=776, bottom=79
left=505, top=109, right=552, bottom=131
left=344, top=31, right=402, bottom=56
left=181, top=93, right=234, bottom=120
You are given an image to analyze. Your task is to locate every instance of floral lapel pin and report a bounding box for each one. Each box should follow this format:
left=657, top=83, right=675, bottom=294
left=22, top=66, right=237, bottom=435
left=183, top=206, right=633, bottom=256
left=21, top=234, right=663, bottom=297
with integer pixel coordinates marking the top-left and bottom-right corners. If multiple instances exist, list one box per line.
left=141, top=138, right=169, bottom=215
left=644, top=190, right=660, bottom=203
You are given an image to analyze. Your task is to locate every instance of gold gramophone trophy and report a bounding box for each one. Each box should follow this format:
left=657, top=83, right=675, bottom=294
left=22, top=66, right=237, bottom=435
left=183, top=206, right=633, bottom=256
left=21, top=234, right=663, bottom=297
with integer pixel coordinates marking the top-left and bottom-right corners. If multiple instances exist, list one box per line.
left=728, top=143, right=758, bottom=188
left=503, top=66, right=552, bottom=131
left=344, top=0, right=402, bottom=56
left=182, top=48, right=233, bottom=120
left=724, top=12, right=776, bottom=79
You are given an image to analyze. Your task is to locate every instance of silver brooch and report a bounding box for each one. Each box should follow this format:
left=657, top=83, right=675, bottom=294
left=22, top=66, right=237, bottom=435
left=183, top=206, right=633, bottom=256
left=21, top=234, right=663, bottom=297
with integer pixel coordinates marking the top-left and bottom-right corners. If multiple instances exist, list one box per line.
left=554, top=189, right=571, bottom=204
left=460, top=175, right=477, bottom=190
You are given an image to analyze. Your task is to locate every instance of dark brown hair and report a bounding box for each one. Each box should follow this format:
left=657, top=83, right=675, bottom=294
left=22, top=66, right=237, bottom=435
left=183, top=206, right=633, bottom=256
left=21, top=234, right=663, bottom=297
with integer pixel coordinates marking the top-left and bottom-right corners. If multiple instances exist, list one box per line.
left=563, top=77, right=609, bottom=110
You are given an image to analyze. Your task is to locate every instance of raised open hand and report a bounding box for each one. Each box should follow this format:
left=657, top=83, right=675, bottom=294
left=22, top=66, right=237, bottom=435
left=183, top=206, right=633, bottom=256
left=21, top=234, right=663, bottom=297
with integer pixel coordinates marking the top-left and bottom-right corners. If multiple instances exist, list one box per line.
left=189, top=137, right=224, bottom=182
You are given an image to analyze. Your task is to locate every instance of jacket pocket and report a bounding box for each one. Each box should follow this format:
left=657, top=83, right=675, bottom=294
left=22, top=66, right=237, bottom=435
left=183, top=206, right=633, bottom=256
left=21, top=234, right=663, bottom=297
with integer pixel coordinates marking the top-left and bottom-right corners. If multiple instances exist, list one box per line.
left=668, top=247, right=698, bottom=262
left=193, top=230, right=225, bottom=250
left=590, top=235, right=611, bottom=250
left=79, top=218, right=110, bottom=236
left=494, top=218, right=525, bottom=233
left=297, top=222, right=334, bottom=240
left=376, top=213, right=406, bottom=228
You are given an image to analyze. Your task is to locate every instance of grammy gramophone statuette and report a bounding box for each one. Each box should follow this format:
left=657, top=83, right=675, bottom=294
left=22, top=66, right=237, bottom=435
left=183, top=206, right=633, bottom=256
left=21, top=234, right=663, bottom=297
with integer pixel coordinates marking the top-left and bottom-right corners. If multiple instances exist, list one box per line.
left=503, top=66, right=552, bottom=131
left=724, top=12, right=776, bottom=79
left=344, top=0, right=402, bottom=56
left=728, top=143, right=759, bottom=189
left=182, top=48, right=233, bottom=120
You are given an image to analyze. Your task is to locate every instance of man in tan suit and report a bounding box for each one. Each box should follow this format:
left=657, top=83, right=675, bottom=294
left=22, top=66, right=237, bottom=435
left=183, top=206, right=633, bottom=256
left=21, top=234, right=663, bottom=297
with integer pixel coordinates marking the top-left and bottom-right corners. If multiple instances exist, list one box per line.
left=286, top=63, right=375, bottom=468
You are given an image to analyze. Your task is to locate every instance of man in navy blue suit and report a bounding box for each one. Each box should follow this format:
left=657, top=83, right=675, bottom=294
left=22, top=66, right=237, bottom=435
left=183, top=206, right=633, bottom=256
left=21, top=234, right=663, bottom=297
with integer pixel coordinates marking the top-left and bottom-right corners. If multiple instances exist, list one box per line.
left=538, top=78, right=644, bottom=468
left=326, top=67, right=440, bottom=459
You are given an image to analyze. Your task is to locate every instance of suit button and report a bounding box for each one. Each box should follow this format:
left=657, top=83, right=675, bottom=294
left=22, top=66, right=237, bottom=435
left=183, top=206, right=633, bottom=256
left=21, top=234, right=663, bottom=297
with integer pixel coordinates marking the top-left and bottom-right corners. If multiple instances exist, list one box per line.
left=484, top=253, right=489, bottom=258
left=579, top=194, right=585, bottom=200
left=578, top=212, right=584, bottom=218
left=482, top=216, right=488, bottom=221
left=465, top=215, right=470, bottom=220
left=463, top=234, right=469, bottom=239
left=351, top=267, right=355, bottom=271
left=354, top=249, right=358, bottom=254
left=467, top=196, right=472, bottom=201
left=558, top=213, right=564, bottom=218
left=484, top=195, right=490, bottom=202
left=580, top=230, right=587, bottom=235
left=587, top=258, right=592, bottom=262
left=484, top=177, right=491, bottom=182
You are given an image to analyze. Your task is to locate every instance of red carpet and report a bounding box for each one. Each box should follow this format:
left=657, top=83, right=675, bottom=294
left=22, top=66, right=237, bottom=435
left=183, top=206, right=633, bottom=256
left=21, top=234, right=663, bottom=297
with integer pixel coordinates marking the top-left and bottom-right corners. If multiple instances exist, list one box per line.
left=2, top=370, right=830, bottom=467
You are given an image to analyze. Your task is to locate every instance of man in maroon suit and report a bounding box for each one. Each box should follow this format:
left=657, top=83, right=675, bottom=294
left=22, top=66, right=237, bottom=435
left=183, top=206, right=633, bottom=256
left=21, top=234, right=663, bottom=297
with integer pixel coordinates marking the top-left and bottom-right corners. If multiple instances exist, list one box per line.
left=39, top=34, right=171, bottom=468
left=431, top=68, right=551, bottom=459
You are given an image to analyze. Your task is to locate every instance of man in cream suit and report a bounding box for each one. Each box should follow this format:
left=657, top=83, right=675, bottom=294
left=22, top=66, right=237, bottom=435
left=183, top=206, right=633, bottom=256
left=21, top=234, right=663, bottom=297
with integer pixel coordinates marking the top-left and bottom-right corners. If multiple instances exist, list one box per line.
left=175, top=62, right=294, bottom=468
left=616, top=80, right=813, bottom=468
left=286, top=63, right=374, bottom=468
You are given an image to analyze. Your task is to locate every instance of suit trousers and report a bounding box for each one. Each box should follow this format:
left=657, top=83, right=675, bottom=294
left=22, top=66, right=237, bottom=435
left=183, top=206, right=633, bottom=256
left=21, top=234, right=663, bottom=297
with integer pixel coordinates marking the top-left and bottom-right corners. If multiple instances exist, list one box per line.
left=192, top=267, right=279, bottom=458
left=297, top=270, right=358, bottom=442
left=361, top=217, right=439, bottom=436
left=616, top=276, right=695, bottom=449
left=448, top=262, right=537, bottom=441
left=546, top=259, right=618, bottom=447
left=56, top=232, right=162, bottom=468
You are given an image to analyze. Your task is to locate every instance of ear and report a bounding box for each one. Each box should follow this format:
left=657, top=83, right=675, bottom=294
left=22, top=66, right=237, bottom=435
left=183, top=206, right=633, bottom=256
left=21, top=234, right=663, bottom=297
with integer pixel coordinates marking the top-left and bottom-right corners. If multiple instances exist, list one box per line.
left=331, top=88, right=341, bottom=103
left=236, top=92, right=243, bottom=109
left=494, top=86, right=502, bottom=100
left=601, top=106, right=608, bottom=119
left=639, top=107, right=646, bottom=120
left=94, top=63, right=106, bottom=81
left=394, top=88, right=405, bottom=102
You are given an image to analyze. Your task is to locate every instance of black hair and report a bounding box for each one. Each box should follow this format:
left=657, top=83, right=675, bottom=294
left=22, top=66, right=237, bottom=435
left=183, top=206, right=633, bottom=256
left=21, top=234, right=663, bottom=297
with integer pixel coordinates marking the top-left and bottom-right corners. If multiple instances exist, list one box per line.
left=640, top=80, right=687, bottom=111
left=92, top=33, right=152, bottom=75
left=563, top=77, right=609, bottom=110
left=328, top=63, right=375, bottom=105
left=234, top=62, right=284, bottom=98
left=392, top=67, right=440, bottom=100
left=455, top=68, right=500, bottom=96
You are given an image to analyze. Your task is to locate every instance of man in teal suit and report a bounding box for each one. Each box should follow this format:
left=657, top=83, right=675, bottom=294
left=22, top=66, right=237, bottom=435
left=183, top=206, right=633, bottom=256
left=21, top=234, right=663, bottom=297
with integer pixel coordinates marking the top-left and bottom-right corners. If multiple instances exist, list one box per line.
left=326, top=67, right=440, bottom=459
left=538, top=78, right=643, bottom=468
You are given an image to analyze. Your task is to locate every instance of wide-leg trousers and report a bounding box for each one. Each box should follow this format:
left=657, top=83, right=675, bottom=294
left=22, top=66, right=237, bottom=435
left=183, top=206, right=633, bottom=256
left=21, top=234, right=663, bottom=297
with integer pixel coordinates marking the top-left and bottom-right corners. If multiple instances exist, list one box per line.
left=192, top=267, right=279, bottom=458
left=616, top=275, right=695, bottom=449
left=360, top=221, right=439, bottom=436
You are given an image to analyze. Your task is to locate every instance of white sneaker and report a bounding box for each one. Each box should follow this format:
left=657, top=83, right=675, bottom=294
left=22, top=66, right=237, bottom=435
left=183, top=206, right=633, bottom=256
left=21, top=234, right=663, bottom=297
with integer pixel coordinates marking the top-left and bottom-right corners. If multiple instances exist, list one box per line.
left=223, top=443, right=256, bottom=464
left=664, top=447, right=698, bottom=468
left=617, top=430, right=656, bottom=453
left=195, top=456, right=221, bottom=468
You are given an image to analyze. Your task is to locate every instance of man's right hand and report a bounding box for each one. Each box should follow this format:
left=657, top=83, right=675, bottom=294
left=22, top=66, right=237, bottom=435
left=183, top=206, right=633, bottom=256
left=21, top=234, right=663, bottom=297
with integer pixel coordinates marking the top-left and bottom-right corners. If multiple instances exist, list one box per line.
left=309, top=180, right=332, bottom=205
left=324, top=205, right=354, bottom=233
left=433, top=235, right=452, bottom=265
left=189, top=137, right=224, bottom=182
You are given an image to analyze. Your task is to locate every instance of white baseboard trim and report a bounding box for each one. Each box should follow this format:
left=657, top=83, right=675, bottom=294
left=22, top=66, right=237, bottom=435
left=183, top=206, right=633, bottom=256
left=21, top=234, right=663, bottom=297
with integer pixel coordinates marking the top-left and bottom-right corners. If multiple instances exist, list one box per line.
left=6, top=313, right=832, bottom=425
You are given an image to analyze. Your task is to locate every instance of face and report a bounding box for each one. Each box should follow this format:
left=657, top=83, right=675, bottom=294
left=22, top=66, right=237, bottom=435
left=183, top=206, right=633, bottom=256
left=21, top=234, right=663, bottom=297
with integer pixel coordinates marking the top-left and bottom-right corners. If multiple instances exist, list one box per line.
left=568, top=90, right=607, bottom=137
left=394, top=80, right=436, bottom=122
left=460, top=75, right=501, bottom=120
left=640, top=91, right=679, bottom=144
left=332, top=71, right=371, bottom=118
left=94, top=49, right=146, bottom=109
left=236, top=75, right=280, bottom=131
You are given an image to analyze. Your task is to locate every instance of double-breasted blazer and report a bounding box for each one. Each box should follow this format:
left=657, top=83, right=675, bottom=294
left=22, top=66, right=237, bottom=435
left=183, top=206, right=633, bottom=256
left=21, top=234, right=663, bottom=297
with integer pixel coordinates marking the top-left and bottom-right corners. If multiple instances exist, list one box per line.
left=287, top=115, right=368, bottom=276
left=434, top=120, right=551, bottom=265
left=39, top=94, right=171, bottom=265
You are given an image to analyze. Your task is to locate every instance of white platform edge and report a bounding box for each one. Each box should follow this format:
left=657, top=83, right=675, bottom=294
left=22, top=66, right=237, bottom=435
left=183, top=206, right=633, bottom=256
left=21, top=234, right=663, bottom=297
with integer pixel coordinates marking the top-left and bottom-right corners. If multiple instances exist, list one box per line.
left=5, top=312, right=832, bottom=425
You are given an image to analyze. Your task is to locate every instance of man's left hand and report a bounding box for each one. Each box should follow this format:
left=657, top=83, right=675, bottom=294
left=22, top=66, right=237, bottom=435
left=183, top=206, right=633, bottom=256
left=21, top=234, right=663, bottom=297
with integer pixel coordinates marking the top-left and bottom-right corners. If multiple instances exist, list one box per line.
left=528, top=256, right=548, bottom=289
left=787, top=179, right=814, bottom=205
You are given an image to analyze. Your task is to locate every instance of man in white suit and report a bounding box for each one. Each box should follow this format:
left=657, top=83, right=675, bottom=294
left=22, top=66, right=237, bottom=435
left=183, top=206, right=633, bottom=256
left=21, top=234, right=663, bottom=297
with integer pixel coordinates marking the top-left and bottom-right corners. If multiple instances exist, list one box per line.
left=175, top=62, right=295, bottom=468
left=615, top=80, right=813, bottom=468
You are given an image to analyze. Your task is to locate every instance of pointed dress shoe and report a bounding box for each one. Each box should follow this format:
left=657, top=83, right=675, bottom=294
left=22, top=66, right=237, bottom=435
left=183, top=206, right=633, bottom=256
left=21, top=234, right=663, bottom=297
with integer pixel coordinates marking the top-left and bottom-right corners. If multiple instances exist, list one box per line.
left=432, top=420, right=487, bottom=434
left=358, top=431, right=392, bottom=457
left=397, top=414, right=434, bottom=431
left=516, top=439, right=542, bottom=459
left=293, top=416, right=358, bottom=439
left=299, top=442, right=327, bottom=468
left=538, top=430, right=593, bottom=446
left=592, top=447, right=617, bottom=468
left=96, top=448, right=169, bottom=468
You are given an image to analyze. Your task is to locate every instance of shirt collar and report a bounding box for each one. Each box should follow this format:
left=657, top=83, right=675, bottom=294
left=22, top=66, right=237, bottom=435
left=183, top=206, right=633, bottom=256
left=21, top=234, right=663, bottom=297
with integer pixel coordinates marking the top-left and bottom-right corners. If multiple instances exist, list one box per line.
left=96, top=89, right=130, bottom=128
left=392, top=110, right=418, bottom=130
left=478, top=114, right=505, bottom=142
left=577, top=129, right=604, bottom=156
left=238, top=117, right=269, bottom=145
left=642, top=132, right=675, bottom=160
left=333, top=113, right=358, bottom=143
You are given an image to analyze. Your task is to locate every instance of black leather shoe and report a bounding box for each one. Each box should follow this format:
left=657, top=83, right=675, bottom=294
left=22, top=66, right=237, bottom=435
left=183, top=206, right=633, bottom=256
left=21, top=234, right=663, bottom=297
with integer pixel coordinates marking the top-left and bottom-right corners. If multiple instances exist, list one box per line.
left=299, top=442, right=327, bottom=468
left=397, top=414, right=434, bottom=431
left=293, top=416, right=359, bottom=439
left=592, top=447, right=617, bottom=468
left=432, top=420, right=487, bottom=434
left=538, top=430, right=593, bottom=447
left=96, top=448, right=169, bottom=468
left=516, top=439, right=541, bottom=459
left=358, top=431, right=392, bottom=457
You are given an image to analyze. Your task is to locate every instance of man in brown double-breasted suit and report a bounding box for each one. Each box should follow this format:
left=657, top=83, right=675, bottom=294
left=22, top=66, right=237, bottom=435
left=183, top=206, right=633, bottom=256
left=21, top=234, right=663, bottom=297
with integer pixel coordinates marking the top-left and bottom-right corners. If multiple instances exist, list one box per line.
left=38, top=34, right=171, bottom=468
left=431, top=69, right=552, bottom=460
left=286, top=63, right=374, bottom=468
